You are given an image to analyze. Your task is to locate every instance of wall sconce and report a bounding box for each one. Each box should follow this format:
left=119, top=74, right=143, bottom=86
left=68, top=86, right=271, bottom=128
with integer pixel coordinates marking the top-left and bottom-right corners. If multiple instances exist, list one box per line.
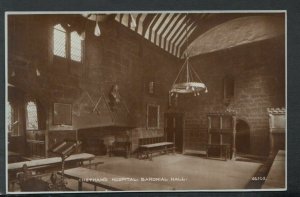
left=11, top=70, right=16, bottom=77
left=148, top=81, right=155, bottom=94
left=80, top=32, right=86, bottom=40
left=36, top=68, right=40, bottom=76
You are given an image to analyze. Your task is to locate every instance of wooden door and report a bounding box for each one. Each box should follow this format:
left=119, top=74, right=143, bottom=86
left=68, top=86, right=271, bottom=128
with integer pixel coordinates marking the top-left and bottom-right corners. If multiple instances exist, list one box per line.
left=165, top=113, right=184, bottom=153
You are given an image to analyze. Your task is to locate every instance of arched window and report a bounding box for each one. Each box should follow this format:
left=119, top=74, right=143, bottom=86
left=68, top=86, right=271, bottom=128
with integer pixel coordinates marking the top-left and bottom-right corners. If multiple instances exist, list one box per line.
left=7, top=102, right=19, bottom=136
left=70, top=31, right=82, bottom=62
left=53, top=24, right=66, bottom=58
left=7, top=102, right=12, bottom=133
left=53, top=24, right=83, bottom=62
left=26, top=101, right=38, bottom=130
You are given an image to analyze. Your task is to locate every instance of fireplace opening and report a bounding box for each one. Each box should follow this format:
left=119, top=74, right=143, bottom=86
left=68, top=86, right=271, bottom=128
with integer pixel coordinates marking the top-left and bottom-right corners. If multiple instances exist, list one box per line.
left=236, top=119, right=251, bottom=154
left=78, top=127, right=133, bottom=156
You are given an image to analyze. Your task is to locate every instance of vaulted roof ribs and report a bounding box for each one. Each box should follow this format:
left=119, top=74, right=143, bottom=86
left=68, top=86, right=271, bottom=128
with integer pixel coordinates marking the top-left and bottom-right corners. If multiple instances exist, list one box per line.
left=113, top=13, right=283, bottom=59
left=114, top=13, right=200, bottom=58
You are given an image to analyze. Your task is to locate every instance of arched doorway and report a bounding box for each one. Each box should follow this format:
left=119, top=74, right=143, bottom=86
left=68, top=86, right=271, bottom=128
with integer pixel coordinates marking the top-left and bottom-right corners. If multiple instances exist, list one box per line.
left=236, top=119, right=251, bottom=154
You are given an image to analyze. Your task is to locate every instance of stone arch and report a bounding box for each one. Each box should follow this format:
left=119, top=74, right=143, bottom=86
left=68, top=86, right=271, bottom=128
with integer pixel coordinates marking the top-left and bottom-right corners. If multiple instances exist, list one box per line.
left=236, top=119, right=251, bottom=154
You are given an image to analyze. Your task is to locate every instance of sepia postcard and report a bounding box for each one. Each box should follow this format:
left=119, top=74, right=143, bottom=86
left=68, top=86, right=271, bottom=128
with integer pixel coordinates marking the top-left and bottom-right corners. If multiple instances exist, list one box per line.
left=5, top=10, right=286, bottom=194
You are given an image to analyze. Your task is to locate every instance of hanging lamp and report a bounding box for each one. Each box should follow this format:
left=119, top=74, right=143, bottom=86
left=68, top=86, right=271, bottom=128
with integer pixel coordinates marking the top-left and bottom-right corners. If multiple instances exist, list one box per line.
left=82, top=14, right=109, bottom=37
left=94, top=15, right=101, bottom=36
left=169, top=14, right=207, bottom=98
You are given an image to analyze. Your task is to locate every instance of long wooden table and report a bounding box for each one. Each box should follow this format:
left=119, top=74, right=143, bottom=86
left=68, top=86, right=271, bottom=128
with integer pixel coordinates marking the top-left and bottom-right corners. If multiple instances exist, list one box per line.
left=138, top=142, right=175, bottom=160
left=8, top=153, right=95, bottom=172
left=59, top=167, right=173, bottom=191
left=8, top=153, right=95, bottom=192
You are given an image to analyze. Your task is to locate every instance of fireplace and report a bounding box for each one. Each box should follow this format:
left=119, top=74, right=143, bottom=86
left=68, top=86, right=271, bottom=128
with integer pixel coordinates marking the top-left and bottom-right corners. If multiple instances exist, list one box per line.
left=78, top=126, right=133, bottom=156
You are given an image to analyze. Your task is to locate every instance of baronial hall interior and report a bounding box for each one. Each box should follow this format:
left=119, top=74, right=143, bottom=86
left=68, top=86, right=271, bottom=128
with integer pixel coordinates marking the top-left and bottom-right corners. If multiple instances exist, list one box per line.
left=7, top=12, right=286, bottom=192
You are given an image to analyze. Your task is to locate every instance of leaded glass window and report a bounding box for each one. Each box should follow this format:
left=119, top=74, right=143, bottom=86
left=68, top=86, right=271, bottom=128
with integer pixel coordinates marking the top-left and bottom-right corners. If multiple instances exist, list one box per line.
left=53, top=24, right=66, bottom=58
left=26, top=101, right=38, bottom=130
left=53, top=24, right=83, bottom=63
left=70, top=31, right=82, bottom=62
left=7, top=102, right=19, bottom=136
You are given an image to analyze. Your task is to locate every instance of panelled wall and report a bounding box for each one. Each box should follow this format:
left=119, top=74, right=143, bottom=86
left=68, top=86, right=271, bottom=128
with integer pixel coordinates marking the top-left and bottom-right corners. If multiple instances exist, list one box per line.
left=183, top=115, right=207, bottom=153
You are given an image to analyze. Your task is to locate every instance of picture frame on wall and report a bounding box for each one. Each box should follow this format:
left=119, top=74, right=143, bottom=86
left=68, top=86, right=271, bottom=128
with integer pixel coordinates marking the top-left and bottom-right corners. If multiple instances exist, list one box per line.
left=53, top=103, right=72, bottom=125
left=147, top=104, right=160, bottom=129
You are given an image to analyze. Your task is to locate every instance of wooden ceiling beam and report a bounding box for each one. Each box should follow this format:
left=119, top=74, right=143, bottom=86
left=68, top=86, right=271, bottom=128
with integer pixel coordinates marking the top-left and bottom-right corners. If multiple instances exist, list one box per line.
left=172, top=19, right=194, bottom=56
left=148, top=14, right=162, bottom=40
left=135, top=14, right=142, bottom=32
left=119, top=14, right=124, bottom=24
left=158, top=14, right=177, bottom=48
left=153, top=14, right=169, bottom=45
left=142, top=14, right=156, bottom=36
left=163, top=14, right=185, bottom=51
left=137, top=14, right=147, bottom=35
left=113, top=13, right=273, bottom=58
left=161, top=14, right=182, bottom=50
left=176, top=23, right=197, bottom=57
left=168, top=17, right=190, bottom=55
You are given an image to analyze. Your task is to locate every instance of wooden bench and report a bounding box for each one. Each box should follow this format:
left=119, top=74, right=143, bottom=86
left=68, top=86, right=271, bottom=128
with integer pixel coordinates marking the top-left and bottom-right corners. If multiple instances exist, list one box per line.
left=138, top=137, right=175, bottom=160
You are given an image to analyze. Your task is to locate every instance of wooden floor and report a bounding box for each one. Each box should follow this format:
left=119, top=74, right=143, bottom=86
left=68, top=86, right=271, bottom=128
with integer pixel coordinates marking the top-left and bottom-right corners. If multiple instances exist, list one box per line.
left=62, top=154, right=262, bottom=191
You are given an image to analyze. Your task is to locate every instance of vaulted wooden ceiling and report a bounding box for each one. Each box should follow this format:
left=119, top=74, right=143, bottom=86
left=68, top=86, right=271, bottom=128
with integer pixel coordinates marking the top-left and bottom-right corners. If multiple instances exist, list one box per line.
left=113, top=13, right=284, bottom=59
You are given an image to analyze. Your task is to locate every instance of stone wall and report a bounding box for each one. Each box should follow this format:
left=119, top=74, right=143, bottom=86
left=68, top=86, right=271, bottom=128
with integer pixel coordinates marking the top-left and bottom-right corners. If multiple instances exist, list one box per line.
left=176, top=36, right=285, bottom=156
left=7, top=15, right=179, bottom=154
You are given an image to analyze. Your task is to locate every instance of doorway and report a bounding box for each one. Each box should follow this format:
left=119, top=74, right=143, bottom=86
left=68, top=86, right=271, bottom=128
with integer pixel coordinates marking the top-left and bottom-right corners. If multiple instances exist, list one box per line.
left=164, top=113, right=184, bottom=153
left=236, top=119, right=251, bottom=154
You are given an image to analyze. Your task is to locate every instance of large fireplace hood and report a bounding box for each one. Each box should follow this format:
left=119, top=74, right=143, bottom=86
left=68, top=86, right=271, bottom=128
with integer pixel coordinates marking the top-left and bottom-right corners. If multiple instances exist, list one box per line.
left=72, top=91, right=136, bottom=130
left=72, top=110, right=136, bottom=130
